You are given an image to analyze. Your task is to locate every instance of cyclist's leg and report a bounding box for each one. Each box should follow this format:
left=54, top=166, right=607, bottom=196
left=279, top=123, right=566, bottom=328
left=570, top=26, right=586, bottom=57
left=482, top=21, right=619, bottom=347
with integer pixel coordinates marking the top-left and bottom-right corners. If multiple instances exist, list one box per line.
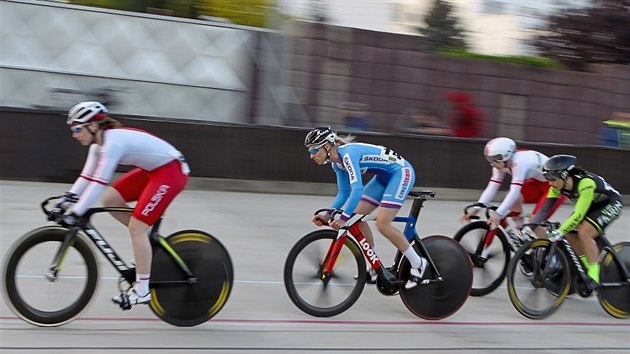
left=104, top=168, right=148, bottom=225
left=375, top=207, right=409, bottom=251
left=376, top=166, right=425, bottom=285
left=355, top=202, right=377, bottom=246
left=128, top=161, right=188, bottom=300
left=132, top=160, right=189, bottom=265
left=577, top=199, right=623, bottom=283
left=358, top=176, right=385, bottom=248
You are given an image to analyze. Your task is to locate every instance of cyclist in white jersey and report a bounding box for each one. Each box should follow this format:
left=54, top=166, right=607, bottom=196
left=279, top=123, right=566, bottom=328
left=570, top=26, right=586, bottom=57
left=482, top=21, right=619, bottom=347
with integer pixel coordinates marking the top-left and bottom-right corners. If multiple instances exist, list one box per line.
left=461, top=137, right=565, bottom=229
left=305, top=126, right=427, bottom=289
left=54, top=101, right=190, bottom=307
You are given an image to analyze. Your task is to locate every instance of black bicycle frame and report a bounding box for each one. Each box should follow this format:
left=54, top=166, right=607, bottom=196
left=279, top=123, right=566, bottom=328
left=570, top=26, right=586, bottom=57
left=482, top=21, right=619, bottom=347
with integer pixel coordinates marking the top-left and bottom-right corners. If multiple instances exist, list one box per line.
left=48, top=207, right=195, bottom=286
left=547, top=235, right=630, bottom=289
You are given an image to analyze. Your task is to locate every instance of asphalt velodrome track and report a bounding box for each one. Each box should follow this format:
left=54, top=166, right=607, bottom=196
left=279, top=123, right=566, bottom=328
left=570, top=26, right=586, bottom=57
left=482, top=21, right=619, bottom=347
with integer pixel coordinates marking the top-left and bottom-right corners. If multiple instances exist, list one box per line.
left=1, top=181, right=628, bottom=353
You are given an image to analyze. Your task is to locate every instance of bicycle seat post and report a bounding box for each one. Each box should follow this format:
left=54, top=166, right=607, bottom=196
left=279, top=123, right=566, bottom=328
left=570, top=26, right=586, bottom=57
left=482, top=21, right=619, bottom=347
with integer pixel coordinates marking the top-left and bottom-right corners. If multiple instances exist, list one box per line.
left=408, top=190, right=436, bottom=219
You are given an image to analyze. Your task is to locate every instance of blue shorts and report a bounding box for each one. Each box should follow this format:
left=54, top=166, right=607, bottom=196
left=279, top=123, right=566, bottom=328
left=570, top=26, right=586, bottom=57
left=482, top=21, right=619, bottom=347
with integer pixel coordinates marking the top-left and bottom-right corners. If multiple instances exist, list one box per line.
left=361, top=166, right=415, bottom=209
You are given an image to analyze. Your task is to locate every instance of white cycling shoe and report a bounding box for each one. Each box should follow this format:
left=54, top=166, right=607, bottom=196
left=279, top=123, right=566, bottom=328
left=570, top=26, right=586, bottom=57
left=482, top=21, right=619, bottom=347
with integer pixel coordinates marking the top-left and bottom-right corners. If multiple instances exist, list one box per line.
left=112, top=288, right=151, bottom=306
left=405, top=257, right=428, bottom=289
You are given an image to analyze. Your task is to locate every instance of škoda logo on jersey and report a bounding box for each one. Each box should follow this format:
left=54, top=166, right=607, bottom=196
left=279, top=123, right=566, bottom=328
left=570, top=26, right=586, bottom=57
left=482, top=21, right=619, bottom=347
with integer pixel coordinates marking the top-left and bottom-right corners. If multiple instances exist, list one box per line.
left=343, top=155, right=358, bottom=184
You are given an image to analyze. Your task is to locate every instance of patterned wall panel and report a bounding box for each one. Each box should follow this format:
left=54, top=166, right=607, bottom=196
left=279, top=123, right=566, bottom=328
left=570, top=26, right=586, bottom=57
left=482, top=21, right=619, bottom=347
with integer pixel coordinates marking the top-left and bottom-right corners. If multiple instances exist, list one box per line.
left=0, top=0, right=253, bottom=122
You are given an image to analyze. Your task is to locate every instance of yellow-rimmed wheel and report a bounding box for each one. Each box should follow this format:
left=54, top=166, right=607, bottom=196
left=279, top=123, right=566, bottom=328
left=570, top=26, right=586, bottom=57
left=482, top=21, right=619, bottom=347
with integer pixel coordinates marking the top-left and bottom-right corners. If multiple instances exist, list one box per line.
left=597, top=241, right=630, bottom=319
left=150, top=230, right=233, bottom=327
left=506, top=239, right=571, bottom=319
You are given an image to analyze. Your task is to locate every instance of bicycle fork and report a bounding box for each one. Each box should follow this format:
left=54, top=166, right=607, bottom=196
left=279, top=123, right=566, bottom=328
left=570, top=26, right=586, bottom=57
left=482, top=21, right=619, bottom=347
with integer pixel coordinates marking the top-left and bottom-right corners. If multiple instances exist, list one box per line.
left=45, top=227, right=81, bottom=282
left=546, top=237, right=595, bottom=293
left=319, top=226, right=397, bottom=286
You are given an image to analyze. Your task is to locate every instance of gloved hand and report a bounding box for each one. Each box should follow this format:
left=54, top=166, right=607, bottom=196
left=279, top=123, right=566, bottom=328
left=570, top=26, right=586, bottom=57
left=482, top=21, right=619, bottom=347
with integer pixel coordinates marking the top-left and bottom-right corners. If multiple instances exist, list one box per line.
left=329, top=218, right=347, bottom=231
left=547, top=229, right=562, bottom=240
left=48, top=206, right=64, bottom=222
left=487, top=210, right=502, bottom=229
left=56, top=192, right=78, bottom=211
left=312, top=214, right=330, bottom=227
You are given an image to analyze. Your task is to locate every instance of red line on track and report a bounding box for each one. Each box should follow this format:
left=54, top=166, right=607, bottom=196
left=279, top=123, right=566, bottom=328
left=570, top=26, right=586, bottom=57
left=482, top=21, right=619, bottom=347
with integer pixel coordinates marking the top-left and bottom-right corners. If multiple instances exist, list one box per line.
left=1, top=316, right=628, bottom=327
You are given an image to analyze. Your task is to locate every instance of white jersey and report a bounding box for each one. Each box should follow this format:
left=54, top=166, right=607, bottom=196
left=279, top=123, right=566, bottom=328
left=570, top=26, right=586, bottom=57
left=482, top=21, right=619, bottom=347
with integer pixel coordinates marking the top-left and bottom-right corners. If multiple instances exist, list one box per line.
left=478, top=149, right=548, bottom=217
left=68, top=128, right=186, bottom=216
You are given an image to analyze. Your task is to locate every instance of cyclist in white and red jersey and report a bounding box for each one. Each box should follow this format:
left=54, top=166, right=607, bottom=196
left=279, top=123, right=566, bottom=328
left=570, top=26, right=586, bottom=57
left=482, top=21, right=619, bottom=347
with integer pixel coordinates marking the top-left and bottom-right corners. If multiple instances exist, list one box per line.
left=461, top=137, right=565, bottom=229
left=55, top=101, right=190, bottom=307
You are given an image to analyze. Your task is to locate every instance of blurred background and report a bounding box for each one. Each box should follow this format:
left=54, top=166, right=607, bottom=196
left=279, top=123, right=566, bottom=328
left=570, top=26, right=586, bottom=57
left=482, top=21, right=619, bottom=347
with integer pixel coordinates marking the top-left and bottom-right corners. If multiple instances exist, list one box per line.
left=1, top=0, right=629, bottom=192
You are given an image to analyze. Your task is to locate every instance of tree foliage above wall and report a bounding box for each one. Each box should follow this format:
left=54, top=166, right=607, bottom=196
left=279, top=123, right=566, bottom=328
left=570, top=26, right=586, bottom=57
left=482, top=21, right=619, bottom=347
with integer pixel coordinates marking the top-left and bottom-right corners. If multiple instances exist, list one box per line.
left=69, top=0, right=272, bottom=28
left=536, top=0, right=630, bottom=71
left=418, top=0, right=468, bottom=52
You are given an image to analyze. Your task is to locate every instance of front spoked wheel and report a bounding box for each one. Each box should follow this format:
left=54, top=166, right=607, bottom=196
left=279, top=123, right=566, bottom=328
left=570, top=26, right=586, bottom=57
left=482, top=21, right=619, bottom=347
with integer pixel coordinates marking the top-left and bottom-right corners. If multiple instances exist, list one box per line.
left=2, top=226, right=100, bottom=327
left=597, top=241, right=630, bottom=318
left=506, top=239, right=571, bottom=319
left=399, top=235, right=473, bottom=320
left=454, top=221, right=510, bottom=296
left=150, top=230, right=233, bottom=327
left=284, top=229, right=366, bottom=317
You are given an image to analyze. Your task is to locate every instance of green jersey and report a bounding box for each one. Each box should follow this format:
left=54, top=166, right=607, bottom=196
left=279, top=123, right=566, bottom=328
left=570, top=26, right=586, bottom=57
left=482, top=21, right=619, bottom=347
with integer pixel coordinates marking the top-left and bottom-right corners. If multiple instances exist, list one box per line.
left=547, top=172, right=621, bottom=234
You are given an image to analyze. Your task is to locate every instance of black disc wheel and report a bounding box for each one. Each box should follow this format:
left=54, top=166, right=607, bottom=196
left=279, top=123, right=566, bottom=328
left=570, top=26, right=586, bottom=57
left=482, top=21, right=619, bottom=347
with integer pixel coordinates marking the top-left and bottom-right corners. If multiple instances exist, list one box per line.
left=149, top=230, right=233, bottom=327
left=399, top=235, right=473, bottom=320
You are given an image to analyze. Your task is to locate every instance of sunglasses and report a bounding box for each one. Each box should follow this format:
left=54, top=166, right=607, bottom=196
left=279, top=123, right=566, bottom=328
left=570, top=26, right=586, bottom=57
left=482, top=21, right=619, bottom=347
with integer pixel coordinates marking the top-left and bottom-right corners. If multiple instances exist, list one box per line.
left=70, top=123, right=89, bottom=133
left=307, top=144, right=326, bottom=154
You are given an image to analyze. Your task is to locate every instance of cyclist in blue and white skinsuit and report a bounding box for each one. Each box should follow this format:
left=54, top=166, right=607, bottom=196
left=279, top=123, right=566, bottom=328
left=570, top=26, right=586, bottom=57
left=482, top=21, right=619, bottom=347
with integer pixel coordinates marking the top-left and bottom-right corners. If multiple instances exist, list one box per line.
left=305, top=126, right=428, bottom=289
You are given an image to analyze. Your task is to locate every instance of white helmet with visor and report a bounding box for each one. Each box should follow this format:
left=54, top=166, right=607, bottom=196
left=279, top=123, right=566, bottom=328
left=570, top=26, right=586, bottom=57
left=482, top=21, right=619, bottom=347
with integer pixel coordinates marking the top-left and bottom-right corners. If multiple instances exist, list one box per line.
left=484, top=137, right=516, bottom=163
left=67, top=101, right=108, bottom=126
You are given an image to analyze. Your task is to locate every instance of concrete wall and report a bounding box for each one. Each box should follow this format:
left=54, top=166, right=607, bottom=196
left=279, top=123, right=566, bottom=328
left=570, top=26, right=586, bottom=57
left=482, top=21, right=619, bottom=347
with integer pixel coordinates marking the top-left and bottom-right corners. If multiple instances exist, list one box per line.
left=2, top=108, right=628, bottom=194
left=280, top=22, right=630, bottom=145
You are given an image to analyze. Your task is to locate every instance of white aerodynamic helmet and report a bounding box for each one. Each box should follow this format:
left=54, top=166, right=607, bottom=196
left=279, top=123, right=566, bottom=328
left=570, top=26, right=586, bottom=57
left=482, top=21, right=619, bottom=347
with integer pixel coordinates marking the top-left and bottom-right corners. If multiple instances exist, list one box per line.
left=484, top=137, right=516, bottom=163
left=67, top=101, right=108, bottom=125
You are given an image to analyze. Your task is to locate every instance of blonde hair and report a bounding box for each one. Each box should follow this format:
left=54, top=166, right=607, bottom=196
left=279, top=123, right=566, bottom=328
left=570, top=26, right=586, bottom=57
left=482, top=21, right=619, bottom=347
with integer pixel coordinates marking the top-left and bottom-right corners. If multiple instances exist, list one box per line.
left=335, top=133, right=355, bottom=145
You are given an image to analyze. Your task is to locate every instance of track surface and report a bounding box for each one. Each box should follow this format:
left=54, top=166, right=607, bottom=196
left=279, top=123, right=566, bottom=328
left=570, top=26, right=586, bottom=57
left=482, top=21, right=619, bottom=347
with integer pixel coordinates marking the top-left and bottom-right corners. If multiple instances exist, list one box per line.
left=1, top=181, right=628, bottom=353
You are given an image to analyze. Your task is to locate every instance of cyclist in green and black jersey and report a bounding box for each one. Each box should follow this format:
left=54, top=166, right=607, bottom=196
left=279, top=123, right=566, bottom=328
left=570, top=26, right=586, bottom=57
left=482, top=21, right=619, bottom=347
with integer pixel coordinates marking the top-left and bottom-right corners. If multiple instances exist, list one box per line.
left=532, top=154, right=623, bottom=284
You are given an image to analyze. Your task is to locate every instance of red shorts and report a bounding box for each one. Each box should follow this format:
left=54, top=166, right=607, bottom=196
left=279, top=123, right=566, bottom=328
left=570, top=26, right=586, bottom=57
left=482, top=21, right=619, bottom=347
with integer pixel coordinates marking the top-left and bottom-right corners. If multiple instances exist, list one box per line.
left=521, top=179, right=549, bottom=204
left=111, top=160, right=189, bottom=226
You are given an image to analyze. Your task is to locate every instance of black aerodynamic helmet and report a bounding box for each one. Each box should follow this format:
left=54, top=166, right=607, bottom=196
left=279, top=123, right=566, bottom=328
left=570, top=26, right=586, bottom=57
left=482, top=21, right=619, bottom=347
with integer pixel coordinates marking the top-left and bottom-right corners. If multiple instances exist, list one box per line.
left=542, top=154, right=577, bottom=181
left=304, top=126, right=337, bottom=147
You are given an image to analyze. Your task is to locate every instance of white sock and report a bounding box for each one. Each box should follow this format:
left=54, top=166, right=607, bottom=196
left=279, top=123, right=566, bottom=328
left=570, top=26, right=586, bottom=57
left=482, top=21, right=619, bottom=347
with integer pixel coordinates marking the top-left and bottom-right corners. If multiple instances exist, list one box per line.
left=402, top=246, right=423, bottom=269
left=135, top=273, right=150, bottom=296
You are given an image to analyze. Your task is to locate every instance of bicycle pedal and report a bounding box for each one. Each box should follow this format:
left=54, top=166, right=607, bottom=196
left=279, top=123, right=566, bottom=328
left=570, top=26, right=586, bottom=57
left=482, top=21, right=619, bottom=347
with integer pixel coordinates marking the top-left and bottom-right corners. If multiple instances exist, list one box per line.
left=112, top=294, right=132, bottom=310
